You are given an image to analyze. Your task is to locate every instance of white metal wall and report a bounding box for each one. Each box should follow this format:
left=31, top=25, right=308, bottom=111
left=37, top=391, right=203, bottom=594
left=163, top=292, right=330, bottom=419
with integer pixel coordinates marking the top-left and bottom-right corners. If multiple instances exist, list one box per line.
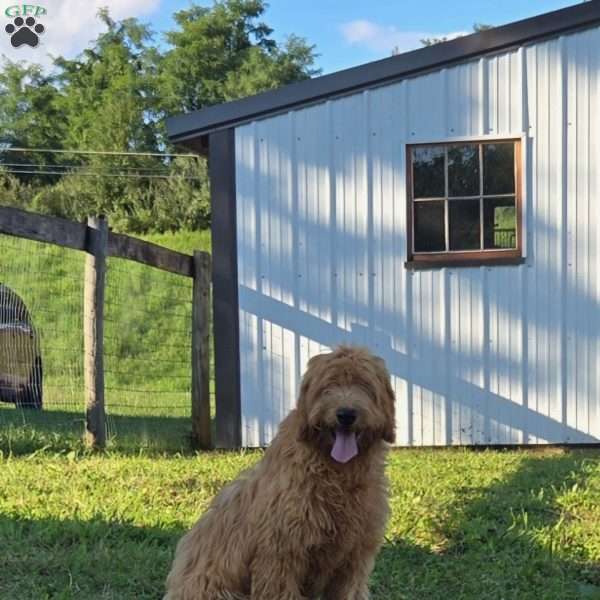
left=235, top=26, right=600, bottom=447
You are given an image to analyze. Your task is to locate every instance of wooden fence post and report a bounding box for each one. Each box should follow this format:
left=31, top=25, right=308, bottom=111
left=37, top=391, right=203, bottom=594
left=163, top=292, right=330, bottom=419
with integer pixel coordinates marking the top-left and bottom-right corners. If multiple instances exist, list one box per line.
left=191, top=251, right=212, bottom=449
left=84, top=216, right=108, bottom=449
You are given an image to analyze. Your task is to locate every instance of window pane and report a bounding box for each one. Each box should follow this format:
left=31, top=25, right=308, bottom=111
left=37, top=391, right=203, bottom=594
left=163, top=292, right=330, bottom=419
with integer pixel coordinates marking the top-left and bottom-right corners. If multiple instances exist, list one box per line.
left=483, top=143, right=515, bottom=195
left=484, top=197, right=517, bottom=249
left=414, top=201, right=445, bottom=252
left=448, top=144, right=479, bottom=196
left=412, top=147, right=445, bottom=198
left=449, top=199, right=480, bottom=251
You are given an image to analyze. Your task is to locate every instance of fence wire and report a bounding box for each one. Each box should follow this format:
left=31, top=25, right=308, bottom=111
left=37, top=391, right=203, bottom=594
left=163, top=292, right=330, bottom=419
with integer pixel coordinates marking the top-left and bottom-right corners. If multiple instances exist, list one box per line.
left=0, top=233, right=86, bottom=448
left=0, top=230, right=213, bottom=455
left=103, top=256, right=195, bottom=450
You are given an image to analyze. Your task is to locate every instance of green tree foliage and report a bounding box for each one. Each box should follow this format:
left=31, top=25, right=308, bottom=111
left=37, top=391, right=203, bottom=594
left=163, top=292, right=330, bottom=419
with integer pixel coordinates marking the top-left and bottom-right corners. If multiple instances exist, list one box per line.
left=160, top=1, right=319, bottom=114
left=0, top=1, right=318, bottom=233
left=0, top=168, right=37, bottom=210
left=29, top=10, right=166, bottom=227
left=473, top=23, right=494, bottom=33
left=420, top=23, right=494, bottom=47
left=55, top=10, right=161, bottom=154
left=0, top=62, right=65, bottom=181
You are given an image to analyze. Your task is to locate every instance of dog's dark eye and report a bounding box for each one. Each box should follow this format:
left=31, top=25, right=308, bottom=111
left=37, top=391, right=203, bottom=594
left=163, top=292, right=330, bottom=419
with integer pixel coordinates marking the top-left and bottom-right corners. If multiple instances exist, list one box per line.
left=357, top=382, right=376, bottom=400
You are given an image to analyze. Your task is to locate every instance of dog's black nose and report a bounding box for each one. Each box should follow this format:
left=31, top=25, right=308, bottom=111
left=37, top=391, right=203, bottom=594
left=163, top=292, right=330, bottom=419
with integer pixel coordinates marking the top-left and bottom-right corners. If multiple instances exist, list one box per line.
left=336, top=408, right=357, bottom=428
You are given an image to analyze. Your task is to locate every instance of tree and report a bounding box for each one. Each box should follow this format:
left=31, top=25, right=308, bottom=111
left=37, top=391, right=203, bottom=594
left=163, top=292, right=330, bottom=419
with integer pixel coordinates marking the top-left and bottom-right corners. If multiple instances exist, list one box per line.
left=0, top=2, right=321, bottom=233
left=159, top=0, right=319, bottom=116
left=0, top=168, right=38, bottom=209
left=420, top=23, right=494, bottom=47
left=0, top=61, right=66, bottom=183
left=48, top=9, right=167, bottom=224
left=55, top=9, right=160, bottom=154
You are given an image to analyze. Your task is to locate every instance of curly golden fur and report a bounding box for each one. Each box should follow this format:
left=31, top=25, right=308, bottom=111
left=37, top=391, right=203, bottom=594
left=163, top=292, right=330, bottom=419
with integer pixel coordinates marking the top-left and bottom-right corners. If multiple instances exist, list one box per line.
left=164, top=345, right=395, bottom=600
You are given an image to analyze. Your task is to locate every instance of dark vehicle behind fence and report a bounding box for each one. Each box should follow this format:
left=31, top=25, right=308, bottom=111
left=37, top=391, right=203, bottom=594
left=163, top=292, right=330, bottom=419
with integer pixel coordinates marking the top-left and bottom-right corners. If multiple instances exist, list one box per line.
left=0, top=283, right=43, bottom=409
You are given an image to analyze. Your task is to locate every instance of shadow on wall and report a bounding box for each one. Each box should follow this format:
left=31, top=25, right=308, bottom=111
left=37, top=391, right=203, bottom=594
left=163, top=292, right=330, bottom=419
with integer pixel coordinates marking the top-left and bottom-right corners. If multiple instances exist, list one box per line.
left=240, top=284, right=600, bottom=447
left=234, top=122, right=600, bottom=446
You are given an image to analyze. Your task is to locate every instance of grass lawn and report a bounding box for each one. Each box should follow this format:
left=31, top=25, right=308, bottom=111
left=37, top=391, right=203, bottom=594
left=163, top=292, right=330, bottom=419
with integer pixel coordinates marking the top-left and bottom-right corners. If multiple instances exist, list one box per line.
left=2, top=228, right=600, bottom=598
left=1, top=447, right=599, bottom=599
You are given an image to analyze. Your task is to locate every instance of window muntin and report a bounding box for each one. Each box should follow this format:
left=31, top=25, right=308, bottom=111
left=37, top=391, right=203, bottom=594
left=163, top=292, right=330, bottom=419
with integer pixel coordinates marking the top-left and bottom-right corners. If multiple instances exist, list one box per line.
left=408, top=139, right=521, bottom=264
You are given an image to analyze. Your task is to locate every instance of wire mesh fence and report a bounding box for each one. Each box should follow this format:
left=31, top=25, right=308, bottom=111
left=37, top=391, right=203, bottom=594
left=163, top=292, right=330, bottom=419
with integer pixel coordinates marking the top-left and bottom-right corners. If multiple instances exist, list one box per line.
left=0, top=234, right=86, bottom=449
left=103, top=256, right=194, bottom=451
left=0, top=217, right=212, bottom=455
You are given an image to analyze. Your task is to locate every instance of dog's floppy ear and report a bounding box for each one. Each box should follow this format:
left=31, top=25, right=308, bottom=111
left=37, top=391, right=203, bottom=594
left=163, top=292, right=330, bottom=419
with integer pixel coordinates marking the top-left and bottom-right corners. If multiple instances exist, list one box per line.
left=373, top=356, right=396, bottom=444
left=298, top=353, right=327, bottom=401
left=381, top=378, right=396, bottom=444
left=295, top=355, right=316, bottom=441
left=290, top=407, right=311, bottom=443
left=295, top=353, right=327, bottom=442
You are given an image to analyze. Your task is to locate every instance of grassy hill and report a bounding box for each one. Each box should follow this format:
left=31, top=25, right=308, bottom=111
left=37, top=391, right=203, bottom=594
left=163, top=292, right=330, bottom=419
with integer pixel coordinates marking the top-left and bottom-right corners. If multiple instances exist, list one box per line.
left=0, top=228, right=211, bottom=454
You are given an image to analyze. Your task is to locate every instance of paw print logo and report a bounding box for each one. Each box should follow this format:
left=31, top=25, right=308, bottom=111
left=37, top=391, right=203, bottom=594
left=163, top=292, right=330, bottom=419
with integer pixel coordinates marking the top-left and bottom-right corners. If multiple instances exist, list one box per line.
left=5, top=16, right=45, bottom=48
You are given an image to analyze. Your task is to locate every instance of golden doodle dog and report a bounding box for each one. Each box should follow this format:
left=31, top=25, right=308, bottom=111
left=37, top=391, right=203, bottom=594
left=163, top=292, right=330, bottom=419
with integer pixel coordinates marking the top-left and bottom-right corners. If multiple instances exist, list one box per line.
left=165, top=345, right=395, bottom=600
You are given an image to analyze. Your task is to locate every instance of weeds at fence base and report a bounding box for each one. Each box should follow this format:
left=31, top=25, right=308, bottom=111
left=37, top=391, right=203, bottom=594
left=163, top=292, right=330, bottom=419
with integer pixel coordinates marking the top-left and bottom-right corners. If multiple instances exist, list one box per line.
left=0, top=405, right=205, bottom=456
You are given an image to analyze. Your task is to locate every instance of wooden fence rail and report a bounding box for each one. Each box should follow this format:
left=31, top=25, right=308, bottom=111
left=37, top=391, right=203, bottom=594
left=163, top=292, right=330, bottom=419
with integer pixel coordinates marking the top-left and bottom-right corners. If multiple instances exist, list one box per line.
left=0, top=206, right=212, bottom=450
left=0, top=206, right=195, bottom=276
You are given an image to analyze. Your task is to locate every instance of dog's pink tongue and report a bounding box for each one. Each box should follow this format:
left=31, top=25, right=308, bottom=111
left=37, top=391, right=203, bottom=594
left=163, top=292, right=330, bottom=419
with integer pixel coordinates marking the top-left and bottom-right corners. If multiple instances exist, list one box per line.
left=331, top=429, right=358, bottom=463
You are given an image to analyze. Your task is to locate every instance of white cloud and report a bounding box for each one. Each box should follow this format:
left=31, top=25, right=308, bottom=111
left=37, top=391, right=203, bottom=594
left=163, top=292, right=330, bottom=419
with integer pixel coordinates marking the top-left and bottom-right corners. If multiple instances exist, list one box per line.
left=340, top=19, right=469, bottom=55
left=0, top=0, right=160, bottom=70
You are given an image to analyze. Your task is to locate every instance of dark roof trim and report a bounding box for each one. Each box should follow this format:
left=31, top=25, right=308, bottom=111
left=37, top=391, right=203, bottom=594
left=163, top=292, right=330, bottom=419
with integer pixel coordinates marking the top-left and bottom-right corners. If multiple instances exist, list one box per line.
left=167, top=2, right=600, bottom=146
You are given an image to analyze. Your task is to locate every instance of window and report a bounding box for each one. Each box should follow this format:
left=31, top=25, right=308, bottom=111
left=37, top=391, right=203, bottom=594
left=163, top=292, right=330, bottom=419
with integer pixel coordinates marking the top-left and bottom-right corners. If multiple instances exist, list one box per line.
left=406, top=139, right=522, bottom=268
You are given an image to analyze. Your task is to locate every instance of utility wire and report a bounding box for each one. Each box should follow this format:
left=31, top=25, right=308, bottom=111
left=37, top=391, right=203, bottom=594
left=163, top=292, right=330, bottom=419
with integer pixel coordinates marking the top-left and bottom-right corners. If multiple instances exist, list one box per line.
left=1, top=162, right=174, bottom=174
left=0, top=147, right=199, bottom=159
left=0, top=168, right=202, bottom=180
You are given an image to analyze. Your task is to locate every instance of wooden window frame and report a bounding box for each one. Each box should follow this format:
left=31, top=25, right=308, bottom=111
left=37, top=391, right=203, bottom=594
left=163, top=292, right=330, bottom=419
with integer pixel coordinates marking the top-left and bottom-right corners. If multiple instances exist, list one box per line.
left=406, top=138, right=523, bottom=269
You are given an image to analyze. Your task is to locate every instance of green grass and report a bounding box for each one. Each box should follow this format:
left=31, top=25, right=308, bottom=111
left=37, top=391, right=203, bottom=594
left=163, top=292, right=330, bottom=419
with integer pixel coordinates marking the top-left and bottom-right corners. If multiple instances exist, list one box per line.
left=0, top=229, right=212, bottom=454
left=2, top=229, right=599, bottom=598
left=140, top=230, right=211, bottom=255
left=0, top=448, right=599, bottom=599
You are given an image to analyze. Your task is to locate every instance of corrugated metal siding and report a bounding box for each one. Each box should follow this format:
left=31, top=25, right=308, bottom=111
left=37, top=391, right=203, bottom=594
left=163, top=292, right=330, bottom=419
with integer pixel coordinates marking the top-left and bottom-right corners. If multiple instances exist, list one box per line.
left=235, top=26, right=600, bottom=447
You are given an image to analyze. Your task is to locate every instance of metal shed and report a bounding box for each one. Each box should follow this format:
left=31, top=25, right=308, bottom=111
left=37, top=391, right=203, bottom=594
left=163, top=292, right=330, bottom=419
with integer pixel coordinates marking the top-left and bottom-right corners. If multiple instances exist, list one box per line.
left=168, top=2, right=600, bottom=448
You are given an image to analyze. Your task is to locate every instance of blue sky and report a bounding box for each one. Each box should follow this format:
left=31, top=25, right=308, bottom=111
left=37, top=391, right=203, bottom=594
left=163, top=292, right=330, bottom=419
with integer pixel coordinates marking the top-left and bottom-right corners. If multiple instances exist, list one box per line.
left=0, top=0, right=580, bottom=72
left=147, top=0, right=578, bottom=74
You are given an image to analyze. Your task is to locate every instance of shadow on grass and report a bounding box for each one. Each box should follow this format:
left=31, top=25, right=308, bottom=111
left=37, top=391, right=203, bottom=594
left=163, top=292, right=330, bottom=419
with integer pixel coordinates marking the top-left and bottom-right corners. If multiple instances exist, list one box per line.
left=0, top=513, right=183, bottom=600
left=1, top=443, right=599, bottom=599
left=0, top=407, right=203, bottom=456
left=372, top=450, right=600, bottom=600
